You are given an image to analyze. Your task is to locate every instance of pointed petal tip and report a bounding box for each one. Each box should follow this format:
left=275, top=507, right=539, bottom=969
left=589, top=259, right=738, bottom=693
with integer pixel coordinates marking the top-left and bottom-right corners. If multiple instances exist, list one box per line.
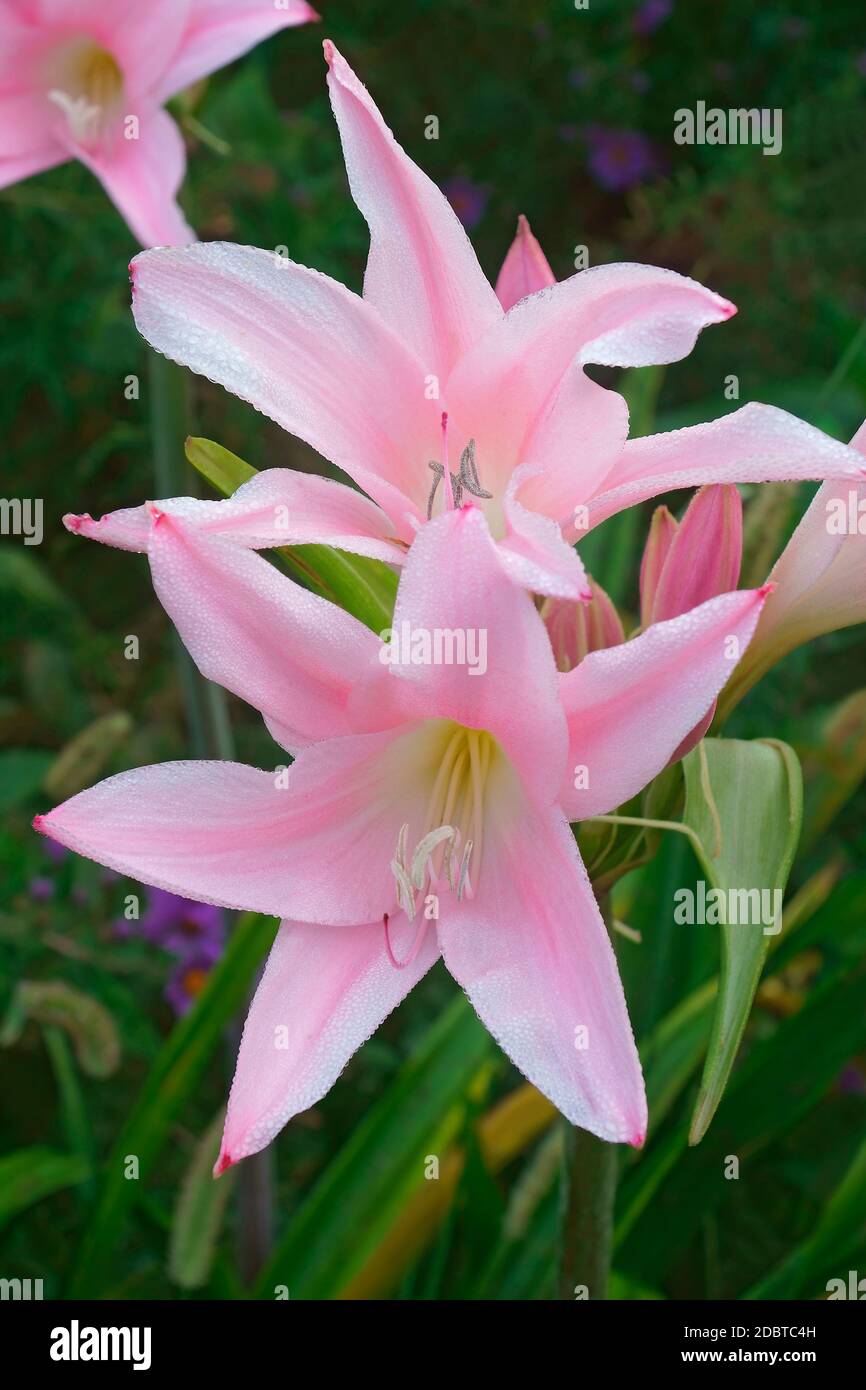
left=213, top=1149, right=235, bottom=1179
left=631, top=1126, right=647, bottom=1150
left=32, top=814, right=47, bottom=835
left=516, top=213, right=531, bottom=235
left=63, top=512, right=88, bottom=534
left=322, top=37, right=336, bottom=66
left=758, top=580, right=777, bottom=599
left=720, top=297, right=737, bottom=319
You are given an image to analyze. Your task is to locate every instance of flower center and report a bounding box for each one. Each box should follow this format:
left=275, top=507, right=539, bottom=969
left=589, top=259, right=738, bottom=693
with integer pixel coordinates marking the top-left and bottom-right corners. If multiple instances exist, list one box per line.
left=385, top=724, right=496, bottom=966
left=46, top=39, right=123, bottom=146
left=425, top=413, right=492, bottom=520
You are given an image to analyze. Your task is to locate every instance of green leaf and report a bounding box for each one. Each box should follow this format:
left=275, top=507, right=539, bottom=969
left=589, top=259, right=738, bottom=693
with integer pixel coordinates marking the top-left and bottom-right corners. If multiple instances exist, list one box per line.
left=169, top=1109, right=236, bottom=1291
left=185, top=435, right=397, bottom=632
left=744, top=1133, right=866, bottom=1299
left=0, top=1147, right=90, bottom=1230
left=68, top=911, right=277, bottom=1297
left=617, top=951, right=866, bottom=1282
left=1, top=981, right=120, bottom=1078
left=255, top=995, right=492, bottom=1300
left=682, top=738, right=803, bottom=1143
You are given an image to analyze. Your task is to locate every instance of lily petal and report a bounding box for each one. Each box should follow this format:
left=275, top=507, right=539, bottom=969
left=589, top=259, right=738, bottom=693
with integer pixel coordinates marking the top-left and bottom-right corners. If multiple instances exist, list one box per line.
left=447, top=261, right=733, bottom=500
left=36, top=724, right=439, bottom=924
left=157, top=0, right=318, bottom=102
left=439, top=799, right=645, bottom=1144
left=589, top=403, right=866, bottom=529
left=146, top=511, right=380, bottom=751
left=64, top=468, right=406, bottom=564
left=494, top=214, right=556, bottom=311
left=559, top=586, right=772, bottom=819
left=74, top=104, right=194, bottom=247
left=218, top=913, right=438, bottom=1169
left=324, top=41, right=501, bottom=378
left=350, top=505, right=568, bottom=809
left=130, top=241, right=438, bottom=522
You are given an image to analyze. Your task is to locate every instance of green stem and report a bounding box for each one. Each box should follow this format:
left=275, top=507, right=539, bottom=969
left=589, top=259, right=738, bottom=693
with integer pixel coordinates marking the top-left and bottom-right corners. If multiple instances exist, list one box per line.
left=557, top=893, right=618, bottom=1300
left=558, top=1124, right=617, bottom=1300
left=148, top=349, right=273, bottom=1279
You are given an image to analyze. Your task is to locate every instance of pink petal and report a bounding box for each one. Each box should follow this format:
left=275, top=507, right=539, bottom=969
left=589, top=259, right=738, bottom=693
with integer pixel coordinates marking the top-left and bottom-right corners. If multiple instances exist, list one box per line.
left=446, top=262, right=734, bottom=505
left=157, top=0, right=318, bottom=102
left=638, top=504, right=678, bottom=628
left=438, top=799, right=645, bottom=1143
left=146, top=511, right=380, bottom=751
left=218, top=913, right=438, bottom=1168
left=64, top=468, right=406, bottom=564
left=542, top=580, right=625, bottom=673
left=497, top=467, right=592, bottom=600
left=130, top=241, right=437, bottom=524
left=349, top=506, right=568, bottom=809
left=36, top=724, right=437, bottom=924
left=324, top=41, right=501, bottom=378
left=0, top=144, right=65, bottom=189
left=648, top=484, right=743, bottom=624
left=74, top=104, right=194, bottom=247
left=559, top=586, right=772, bottom=819
left=494, top=214, right=556, bottom=311
left=589, top=403, right=866, bottom=528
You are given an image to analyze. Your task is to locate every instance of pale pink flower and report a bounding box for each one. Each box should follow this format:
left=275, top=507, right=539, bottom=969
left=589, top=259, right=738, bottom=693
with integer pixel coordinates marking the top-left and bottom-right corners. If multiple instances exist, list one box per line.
left=64, top=44, right=863, bottom=601
left=0, top=0, right=317, bottom=247
left=35, top=503, right=773, bottom=1164
left=724, top=421, right=866, bottom=706
left=542, top=580, right=624, bottom=673
left=494, top=214, right=556, bottom=311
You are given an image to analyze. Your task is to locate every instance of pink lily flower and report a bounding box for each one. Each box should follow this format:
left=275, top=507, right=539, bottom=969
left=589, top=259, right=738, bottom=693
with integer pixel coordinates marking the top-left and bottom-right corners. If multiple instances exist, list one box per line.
left=0, top=0, right=317, bottom=247
left=35, top=502, right=773, bottom=1165
left=721, top=420, right=866, bottom=710
left=65, top=43, right=864, bottom=601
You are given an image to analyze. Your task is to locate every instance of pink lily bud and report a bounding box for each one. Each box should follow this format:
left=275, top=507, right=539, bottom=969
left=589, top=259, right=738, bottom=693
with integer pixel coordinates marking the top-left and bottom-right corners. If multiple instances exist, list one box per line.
left=641, top=485, right=743, bottom=628
left=495, top=214, right=557, bottom=310
left=719, top=421, right=866, bottom=716
left=541, top=579, right=625, bottom=672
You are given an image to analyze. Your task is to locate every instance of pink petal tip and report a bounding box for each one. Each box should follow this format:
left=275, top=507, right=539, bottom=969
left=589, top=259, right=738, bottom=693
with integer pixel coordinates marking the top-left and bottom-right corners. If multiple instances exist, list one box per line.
left=213, top=1150, right=235, bottom=1178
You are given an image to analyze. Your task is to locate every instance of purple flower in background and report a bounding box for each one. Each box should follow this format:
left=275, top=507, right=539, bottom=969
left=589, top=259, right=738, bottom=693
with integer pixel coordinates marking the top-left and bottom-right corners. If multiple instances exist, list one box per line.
left=43, top=840, right=69, bottom=865
left=115, top=886, right=226, bottom=1015
left=29, top=876, right=55, bottom=902
left=165, top=940, right=225, bottom=1017
left=633, top=0, right=673, bottom=37
left=443, top=176, right=489, bottom=230
left=584, top=125, right=661, bottom=192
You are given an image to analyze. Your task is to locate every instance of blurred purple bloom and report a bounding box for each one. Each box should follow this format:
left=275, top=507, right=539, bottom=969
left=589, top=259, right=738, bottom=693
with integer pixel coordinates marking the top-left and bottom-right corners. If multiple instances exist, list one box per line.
left=29, top=875, right=55, bottom=902
left=584, top=125, right=660, bottom=192
left=838, top=1064, right=866, bottom=1096
left=43, top=840, right=68, bottom=865
left=633, top=0, right=673, bottom=37
left=628, top=70, right=653, bottom=94
left=856, top=51, right=866, bottom=78
left=165, top=946, right=222, bottom=1017
left=443, top=176, right=489, bottom=230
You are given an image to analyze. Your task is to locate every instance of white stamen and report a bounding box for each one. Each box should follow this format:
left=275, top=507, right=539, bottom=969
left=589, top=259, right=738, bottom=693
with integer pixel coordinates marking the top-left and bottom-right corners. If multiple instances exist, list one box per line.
left=410, top=825, right=455, bottom=889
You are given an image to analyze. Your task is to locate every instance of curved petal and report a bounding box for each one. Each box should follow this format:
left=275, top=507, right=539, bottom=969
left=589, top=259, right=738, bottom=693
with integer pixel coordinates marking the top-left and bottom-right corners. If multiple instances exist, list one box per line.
left=130, top=241, right=438, bottom=523
left=157, top=0, right=318, bottom=102
left=35, top=724, right=438, bottom=925
left=74, top=104, right=193, bottom=247
left=218, top=913, right=438, bottom=1169
left=349, top=505, right=568, bottom=809
left=0, top=144, right=66, bottom=189
left=497, top=467, right=591, bottom=600
left=559, top=586, right=772, bottom=820
left=64, top=468, right=406, bottom=564
left=439, top=800, right=645, bottom=1145
left=446, top=261, right=734, bottom=497
left=588, top=403, right=866, bottom=529
left=146, top=511, right=380, bottom=751
left=494, top=214, right=556, bottom=311
left=324, top=41, right=501, bottom=378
